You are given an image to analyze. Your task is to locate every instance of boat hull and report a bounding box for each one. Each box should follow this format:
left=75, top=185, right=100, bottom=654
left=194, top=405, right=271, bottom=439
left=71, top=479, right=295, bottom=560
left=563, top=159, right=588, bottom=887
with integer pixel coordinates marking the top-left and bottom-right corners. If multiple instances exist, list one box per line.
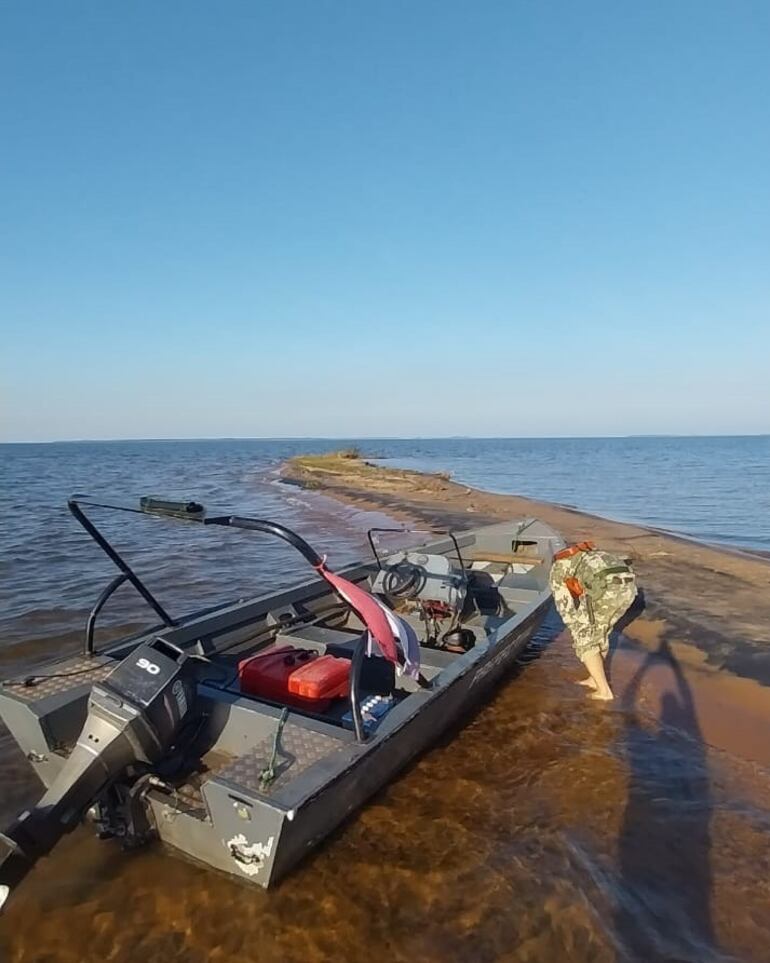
left=149, top=601, right=548, bottom=889
left=268, top=607, right=545, bottom=887
left=1, top=517, right=563, bottom=893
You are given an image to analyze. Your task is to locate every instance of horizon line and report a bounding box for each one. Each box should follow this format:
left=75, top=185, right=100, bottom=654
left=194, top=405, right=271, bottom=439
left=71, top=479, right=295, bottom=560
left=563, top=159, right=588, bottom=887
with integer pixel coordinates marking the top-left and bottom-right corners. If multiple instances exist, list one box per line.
left=2, top=432, right=769, bottom=445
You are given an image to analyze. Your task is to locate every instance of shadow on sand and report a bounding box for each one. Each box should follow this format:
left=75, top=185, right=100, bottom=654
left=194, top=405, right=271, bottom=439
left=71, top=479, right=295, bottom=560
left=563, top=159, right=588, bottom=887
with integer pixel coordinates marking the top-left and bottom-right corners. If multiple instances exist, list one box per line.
left=615, top=635, right=722, bottom=962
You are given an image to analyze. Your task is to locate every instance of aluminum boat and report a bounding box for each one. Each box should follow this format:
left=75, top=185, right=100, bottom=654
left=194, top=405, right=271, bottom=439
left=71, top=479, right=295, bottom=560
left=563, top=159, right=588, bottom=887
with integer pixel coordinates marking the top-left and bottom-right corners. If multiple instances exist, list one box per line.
left=0, top=496, right=562, bottom=907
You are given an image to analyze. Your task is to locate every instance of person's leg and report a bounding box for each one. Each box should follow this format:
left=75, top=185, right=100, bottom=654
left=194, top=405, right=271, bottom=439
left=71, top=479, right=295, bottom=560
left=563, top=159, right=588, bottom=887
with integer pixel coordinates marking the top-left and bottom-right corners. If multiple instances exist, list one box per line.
left=576, top=648, right=598, bottom=687
left=577, top=582, right=634, bottom=700
left=582, top=648, right=613, bottom=700
left=552, top=577, right=596, bottom=688
left=568, top=615, right=602, bottom=689
left=571, top=621, right=611, bottom=696
left=597, top=580, right=637, bottom=651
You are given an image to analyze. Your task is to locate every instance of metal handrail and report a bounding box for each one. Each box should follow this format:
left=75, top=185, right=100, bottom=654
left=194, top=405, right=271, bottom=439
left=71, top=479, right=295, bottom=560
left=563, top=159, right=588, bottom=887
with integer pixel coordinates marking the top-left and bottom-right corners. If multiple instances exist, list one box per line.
left=68, top=499, right=175, bottom=628
left=348, top=635, right=367, bottom=743
left=203, top=515, right=323, bottom=566
left=366, top=527, right=468, bottom=577
left=68, top=495, right=372, bottom=731
left=84, top=573, right=129, bottom=656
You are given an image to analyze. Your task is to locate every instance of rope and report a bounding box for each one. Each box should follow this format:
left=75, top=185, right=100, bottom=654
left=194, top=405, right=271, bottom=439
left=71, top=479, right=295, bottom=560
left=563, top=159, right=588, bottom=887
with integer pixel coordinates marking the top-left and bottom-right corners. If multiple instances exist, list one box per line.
left=258, top=707, right=289, bottom=790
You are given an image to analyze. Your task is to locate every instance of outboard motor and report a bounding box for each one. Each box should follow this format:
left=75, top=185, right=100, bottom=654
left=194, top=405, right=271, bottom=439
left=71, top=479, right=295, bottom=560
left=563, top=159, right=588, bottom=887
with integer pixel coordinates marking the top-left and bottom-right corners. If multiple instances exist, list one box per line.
left=0, top=637, right=197, bottom=909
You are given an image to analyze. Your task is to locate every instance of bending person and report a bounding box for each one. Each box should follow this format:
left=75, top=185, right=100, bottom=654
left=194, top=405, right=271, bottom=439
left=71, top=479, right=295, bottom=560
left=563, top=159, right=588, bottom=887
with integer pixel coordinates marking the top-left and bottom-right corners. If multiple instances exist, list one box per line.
left=549, top=541, right=637, bottom=700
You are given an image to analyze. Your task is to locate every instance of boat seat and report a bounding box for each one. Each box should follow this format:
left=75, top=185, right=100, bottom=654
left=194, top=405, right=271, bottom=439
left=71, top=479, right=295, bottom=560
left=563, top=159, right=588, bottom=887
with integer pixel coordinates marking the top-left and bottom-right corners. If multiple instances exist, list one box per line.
left=417, top=645, right=462, bottom=669
left=469, top=550, right=543, bottom=566
left=497, top=587, right=542, bottom=606
left=496, top=570, right=543, bottom=607
left=497, top=570, right=543, bottom=592
left=275, top=623, right=362, bottom=652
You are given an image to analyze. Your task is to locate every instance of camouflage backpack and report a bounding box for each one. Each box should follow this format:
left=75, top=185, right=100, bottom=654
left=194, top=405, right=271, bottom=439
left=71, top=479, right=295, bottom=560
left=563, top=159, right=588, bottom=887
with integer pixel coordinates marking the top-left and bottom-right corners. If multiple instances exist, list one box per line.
left=572, top=548, right=634, bottom=597
left=554, top=542, right=635, bottom=602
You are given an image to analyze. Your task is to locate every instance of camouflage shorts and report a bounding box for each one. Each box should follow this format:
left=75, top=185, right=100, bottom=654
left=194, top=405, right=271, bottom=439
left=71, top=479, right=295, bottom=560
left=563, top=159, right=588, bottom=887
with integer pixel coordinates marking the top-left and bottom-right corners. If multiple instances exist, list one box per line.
left=550, top=564, right=637, bottom=661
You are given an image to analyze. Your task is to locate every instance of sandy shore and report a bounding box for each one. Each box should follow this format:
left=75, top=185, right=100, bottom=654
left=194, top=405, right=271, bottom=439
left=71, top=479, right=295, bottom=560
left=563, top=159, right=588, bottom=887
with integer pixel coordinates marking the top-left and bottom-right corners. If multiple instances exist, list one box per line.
left=282, top=452, right=770, bottom=767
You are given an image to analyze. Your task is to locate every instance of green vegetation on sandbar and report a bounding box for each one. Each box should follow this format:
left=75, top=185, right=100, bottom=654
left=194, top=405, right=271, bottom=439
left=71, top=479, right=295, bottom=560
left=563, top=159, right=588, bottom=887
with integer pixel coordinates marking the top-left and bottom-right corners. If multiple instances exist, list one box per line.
left=284, top=450, right=452, bottom=491
left=288, top=449, right=374, bottom=476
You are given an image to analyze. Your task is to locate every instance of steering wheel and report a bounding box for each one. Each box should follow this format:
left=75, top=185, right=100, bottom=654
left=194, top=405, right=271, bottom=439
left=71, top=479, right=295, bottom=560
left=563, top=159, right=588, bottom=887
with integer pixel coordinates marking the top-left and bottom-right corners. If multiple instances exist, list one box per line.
left=382, top=562, right=425, bottom=599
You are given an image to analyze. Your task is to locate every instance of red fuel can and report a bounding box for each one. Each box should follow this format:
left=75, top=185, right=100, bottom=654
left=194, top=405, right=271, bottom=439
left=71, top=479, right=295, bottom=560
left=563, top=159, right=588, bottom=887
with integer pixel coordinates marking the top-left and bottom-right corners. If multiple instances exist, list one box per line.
left=238, top=646, right=320, bottom=709
left=288, top=655, right=351, bottom=707
left=237, top=646, right=350, bottom=713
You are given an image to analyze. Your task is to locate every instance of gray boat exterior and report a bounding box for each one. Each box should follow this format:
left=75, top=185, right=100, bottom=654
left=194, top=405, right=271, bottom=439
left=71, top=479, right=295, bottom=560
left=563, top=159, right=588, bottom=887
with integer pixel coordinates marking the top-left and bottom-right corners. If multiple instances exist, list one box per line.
left=0, top=513, right=563, bottom=893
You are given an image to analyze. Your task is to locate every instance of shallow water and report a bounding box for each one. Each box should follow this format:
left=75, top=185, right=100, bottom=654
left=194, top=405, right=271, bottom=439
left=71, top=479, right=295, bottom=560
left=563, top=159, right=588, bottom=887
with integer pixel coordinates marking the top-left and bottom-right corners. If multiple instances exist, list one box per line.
left=2, top=438, right=770, bottom=961
left=2, top=619, right=770, bottom=962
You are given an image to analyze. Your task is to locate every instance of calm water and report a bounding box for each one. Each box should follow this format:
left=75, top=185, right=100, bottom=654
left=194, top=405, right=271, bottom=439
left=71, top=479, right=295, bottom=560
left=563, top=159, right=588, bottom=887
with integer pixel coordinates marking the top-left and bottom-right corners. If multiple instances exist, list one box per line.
left=2, top=437, right=770, bottom=961
left=1, top=435, right=767, bottom=658
left=372, top=435, right=770, bottom=552
left=0, top=439, right=395, bottom=658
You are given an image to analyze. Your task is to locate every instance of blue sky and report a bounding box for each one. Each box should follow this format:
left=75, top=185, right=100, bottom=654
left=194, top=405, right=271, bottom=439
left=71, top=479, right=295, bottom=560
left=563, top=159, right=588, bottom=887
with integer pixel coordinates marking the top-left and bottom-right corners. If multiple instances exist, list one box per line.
left=1, top=1, right=768, bottom=441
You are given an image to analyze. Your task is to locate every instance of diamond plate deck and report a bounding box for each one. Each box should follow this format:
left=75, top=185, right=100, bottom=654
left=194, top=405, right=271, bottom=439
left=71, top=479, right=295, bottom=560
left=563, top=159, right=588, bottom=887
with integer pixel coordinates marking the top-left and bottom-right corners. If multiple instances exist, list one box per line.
left=216, top=723, right=343, bottom=796
left=3, top=657, right=113, bottom=702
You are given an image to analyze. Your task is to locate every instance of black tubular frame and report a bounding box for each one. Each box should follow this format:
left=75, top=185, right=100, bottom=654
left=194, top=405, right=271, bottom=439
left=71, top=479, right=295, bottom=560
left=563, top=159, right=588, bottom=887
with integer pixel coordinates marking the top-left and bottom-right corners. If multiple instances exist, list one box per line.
left=366, top=527, right=467, bottom=576
left=203, top=516, right=323, bottom=567
left=68, top=496, right=372, bottom=740
left=348, top=637, right=366, bottom=742
left=84, top=572, right=128, bottom=656
left=69, top=498, right=176, bottom=632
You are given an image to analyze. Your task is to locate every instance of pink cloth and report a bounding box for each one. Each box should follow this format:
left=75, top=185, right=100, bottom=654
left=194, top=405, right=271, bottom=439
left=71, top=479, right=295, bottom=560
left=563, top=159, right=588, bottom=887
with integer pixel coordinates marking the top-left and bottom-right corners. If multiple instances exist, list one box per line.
left=314, top=562, right=421, bottom=679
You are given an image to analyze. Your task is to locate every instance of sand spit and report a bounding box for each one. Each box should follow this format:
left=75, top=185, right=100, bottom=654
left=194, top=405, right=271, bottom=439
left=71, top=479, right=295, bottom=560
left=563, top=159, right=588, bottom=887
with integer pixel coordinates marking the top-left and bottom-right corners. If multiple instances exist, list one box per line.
left=282, top=451, right=770, bottom=767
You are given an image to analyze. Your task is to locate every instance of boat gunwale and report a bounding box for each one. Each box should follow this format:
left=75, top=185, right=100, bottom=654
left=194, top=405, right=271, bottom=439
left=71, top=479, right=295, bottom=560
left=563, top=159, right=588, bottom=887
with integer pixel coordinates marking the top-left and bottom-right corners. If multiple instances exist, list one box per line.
left=3, top=520, right=546, bottom=679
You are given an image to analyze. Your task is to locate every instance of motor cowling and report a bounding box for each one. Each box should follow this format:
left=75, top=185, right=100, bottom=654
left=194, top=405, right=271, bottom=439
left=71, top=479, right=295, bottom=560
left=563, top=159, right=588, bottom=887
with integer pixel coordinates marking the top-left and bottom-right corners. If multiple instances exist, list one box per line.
left=89, top=635, right=197, bottom=765
left=0, top=637, right=197, bottom=908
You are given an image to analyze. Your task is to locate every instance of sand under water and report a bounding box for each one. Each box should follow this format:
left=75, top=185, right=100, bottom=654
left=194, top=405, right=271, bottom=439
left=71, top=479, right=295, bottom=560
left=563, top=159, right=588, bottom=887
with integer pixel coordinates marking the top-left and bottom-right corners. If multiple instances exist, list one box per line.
left=2, top=454, right=770, bottom=962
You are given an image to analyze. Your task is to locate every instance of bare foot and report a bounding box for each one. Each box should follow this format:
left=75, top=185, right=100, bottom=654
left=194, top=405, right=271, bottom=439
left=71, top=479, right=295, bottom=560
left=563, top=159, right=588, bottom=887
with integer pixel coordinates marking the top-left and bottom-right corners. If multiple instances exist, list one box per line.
left=588, top=690, right=614, bottom=701
left=576, top=677, right=596, bottom=689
